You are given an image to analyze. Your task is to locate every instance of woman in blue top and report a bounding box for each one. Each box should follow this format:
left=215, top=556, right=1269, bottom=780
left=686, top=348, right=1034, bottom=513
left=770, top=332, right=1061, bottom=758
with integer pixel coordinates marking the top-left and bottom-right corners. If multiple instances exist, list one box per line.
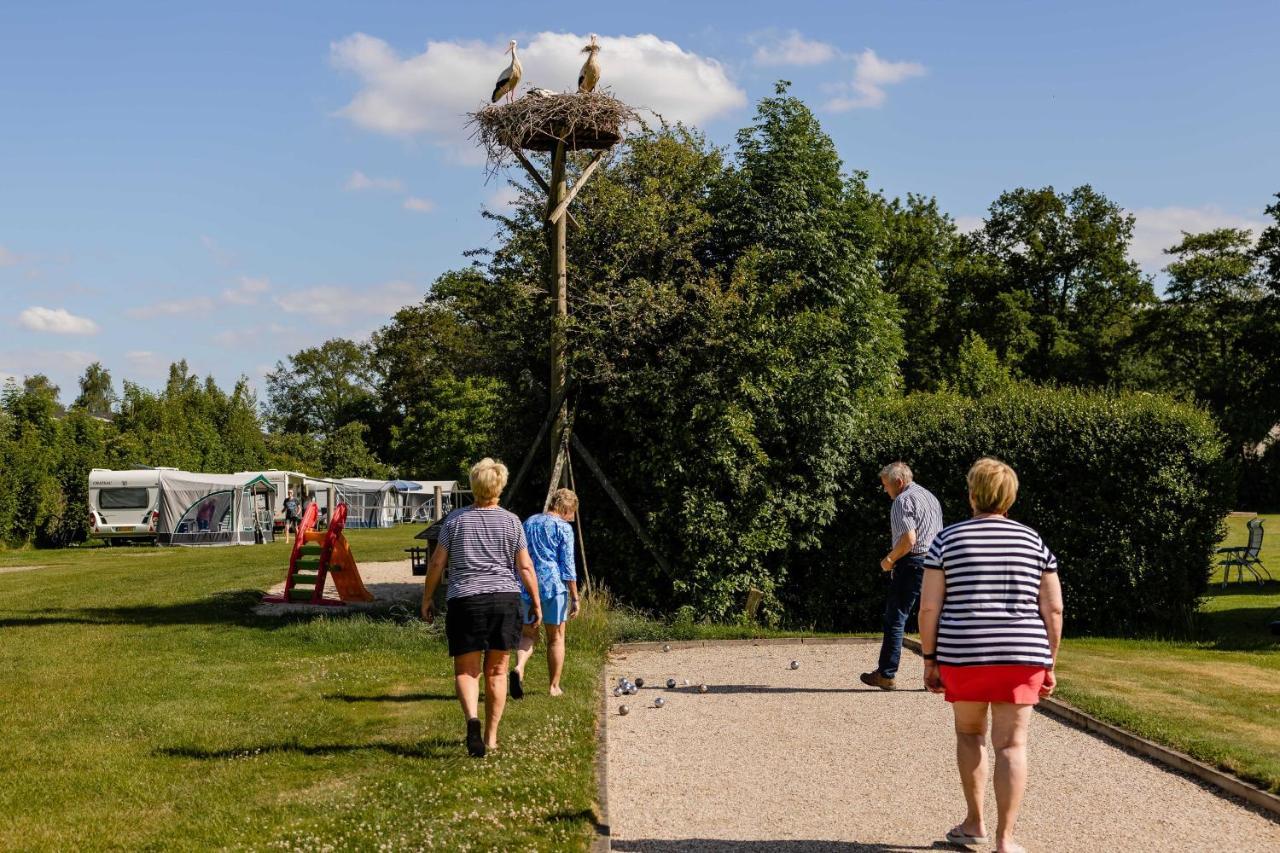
left=510, top=489, right=580, bottom=698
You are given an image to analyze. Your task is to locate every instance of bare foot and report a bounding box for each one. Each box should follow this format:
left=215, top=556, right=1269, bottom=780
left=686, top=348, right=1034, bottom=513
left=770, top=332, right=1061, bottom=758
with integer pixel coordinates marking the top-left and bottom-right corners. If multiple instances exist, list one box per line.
left=995, top=841, right=1025, bottom=853
left=485, top=740, right=499, bottom=753
left=549, top=685, right=563, bottom=697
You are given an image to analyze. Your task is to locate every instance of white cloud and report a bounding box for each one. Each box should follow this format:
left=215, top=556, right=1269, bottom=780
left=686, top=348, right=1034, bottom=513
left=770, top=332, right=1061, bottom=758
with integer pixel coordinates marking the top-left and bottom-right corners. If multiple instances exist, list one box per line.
left=127, top=297, right=215, bottom=319
left=331, top=31, right=746, bottom=148
left=222, top=275, right=271, bottom=305
left=953, top=215, right=985, bottom=234
left=825, top=49, right=925, bottom=111
left=0, top=349, right=98, bottom=390
left=272, top=280, right=422, bottom=324
left=123, top=350, right=169, bottom=379
left=1130, top=205, right=1266, bottom=275
left=200, top=235, right=236, bottom=267
left=752, top=31, right=837, bottom=67
left=344, top=170, right=406, bottom=192
left=403, top=196, right=435, bottom=213
left=18, top=306, right=99, bottom=335
left=0, top=246, right=18, bottom=267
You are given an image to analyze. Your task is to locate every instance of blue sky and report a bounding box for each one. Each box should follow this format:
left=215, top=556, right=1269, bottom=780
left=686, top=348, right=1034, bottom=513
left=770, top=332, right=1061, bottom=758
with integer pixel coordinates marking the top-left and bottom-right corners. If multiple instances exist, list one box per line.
left=3, top=1, right=1277, bottom=402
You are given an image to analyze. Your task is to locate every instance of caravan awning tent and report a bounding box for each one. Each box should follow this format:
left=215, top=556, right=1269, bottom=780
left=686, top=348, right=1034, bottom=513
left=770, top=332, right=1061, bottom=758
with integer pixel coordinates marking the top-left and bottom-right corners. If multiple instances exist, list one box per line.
left=334, top=478, right=401, bottom=528
left=157, top=471, right=276, bottom=546
left=396, top=480, right=462, bottom=522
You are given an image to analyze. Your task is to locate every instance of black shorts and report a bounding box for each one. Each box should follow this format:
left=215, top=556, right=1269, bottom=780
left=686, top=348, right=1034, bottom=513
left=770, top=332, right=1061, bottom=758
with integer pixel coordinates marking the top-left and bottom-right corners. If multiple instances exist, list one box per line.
left=444, top=592, right=522, bottom=657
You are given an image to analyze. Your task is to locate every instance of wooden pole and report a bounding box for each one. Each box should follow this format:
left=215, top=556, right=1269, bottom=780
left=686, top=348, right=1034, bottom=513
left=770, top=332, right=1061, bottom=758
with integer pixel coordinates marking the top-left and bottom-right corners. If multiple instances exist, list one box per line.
left=566, top=452, right=591, bottom=595
left=503, top=378, right=575, bottom=509
left=510, top=146, right=581, bottom=231
left=547, top=150, right=606, bottom=225
left=571, top=433, right=673, bottom=576
left=548, top=140, right=569, bottom=486
left=432, top=485, right=443, bottom=522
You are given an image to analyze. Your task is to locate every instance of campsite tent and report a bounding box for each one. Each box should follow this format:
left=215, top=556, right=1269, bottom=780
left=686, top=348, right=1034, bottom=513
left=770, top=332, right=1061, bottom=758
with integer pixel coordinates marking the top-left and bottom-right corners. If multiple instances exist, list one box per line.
left=234, top=470, right=307, bottom=530
left=157, top=471, right=277, bottom=546
left=334, top=478, right=401, bottom=528
left=396, top=480, right=462, bottom=522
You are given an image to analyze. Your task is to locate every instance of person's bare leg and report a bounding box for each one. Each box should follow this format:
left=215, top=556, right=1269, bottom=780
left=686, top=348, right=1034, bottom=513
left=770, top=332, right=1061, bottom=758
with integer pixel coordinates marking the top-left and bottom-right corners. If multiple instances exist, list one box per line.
left=483, top=650, right=510, bottom=750
left=990, top=702, right=1033, bottom=853
left=545, top=622, right=566, bottom=695
left=952, top=701, right=990, bottom=840
left=514, top=622, right=539, bottom=680
left=454, top=651, right=483, bottom=720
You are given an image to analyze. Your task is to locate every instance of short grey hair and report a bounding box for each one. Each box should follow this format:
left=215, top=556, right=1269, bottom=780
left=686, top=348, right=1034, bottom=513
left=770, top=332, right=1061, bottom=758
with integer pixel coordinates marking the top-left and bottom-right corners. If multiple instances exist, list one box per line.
left=878, top=462, right=913, bottom=484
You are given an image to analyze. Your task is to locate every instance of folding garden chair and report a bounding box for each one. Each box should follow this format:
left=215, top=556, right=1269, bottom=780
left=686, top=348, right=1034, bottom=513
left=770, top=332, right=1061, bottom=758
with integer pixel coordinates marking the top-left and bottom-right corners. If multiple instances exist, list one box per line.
left=1216, top=518, right=1271, bottom=587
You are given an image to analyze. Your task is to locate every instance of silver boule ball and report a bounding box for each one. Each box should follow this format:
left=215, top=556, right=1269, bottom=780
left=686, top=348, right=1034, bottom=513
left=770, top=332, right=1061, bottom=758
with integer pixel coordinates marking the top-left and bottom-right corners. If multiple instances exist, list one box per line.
left=613, top=687, right=623, bottom=697
left=698, top=683, right=709, bottom=694
left=790, top=660, right=800, bottom=670
left=666, top=678, right=676, bottom=689
left=618, top=676, right=628, bottom=687
left=634, top=677, right=645, bottom=688
left=619, top=704, right=630, bottom=716
left=654, top=697, right=666, bottom=708
left=662, top=644, right=671, bottom=652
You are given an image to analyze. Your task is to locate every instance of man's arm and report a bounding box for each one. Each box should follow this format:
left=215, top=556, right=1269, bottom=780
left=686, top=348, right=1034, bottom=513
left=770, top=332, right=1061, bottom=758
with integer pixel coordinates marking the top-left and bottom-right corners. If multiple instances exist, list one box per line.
left=880, top=529, right=917, bottom=571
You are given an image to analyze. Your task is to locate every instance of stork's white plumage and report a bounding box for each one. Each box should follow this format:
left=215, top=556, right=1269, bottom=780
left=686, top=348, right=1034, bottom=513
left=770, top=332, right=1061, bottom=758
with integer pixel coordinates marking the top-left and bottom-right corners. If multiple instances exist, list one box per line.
left=577, top=34, right=601, bottom=93
left=528, top=87, right=557, bottom=98
left=491, top=40, right=522, bottom=104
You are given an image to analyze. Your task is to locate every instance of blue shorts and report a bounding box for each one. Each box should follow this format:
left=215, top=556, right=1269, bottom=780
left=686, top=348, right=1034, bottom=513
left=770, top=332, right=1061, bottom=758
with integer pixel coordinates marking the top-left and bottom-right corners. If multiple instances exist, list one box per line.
left=521, top=591, right=569, bottom=626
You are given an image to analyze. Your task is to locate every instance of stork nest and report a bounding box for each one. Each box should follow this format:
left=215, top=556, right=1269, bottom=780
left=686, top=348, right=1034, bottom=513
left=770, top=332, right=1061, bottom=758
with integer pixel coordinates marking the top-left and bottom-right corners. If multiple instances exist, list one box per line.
left=469, top=90, right=639, bottom=170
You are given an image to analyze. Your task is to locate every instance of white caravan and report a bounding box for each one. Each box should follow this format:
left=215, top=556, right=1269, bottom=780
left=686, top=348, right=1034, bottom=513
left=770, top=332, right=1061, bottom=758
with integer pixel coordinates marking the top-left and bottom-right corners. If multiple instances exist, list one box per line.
left=234, top=470, right=308, bottom=531
left=88, top=468, right=173, bottom=545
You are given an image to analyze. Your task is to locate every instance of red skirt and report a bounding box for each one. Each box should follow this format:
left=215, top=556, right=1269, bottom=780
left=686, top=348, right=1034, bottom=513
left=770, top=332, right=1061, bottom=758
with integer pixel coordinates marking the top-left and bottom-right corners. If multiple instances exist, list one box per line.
left=939, top=664, right=1046, bottom=705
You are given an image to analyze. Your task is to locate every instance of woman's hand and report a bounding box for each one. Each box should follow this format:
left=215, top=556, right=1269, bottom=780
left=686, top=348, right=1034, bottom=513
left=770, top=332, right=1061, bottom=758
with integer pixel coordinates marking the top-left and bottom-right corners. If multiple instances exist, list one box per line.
left=923, top=661, right=945, bottom=694
left=529, top=607, right=543, bottom=629
left=568, top=598, right=581, bottom=620
left=1040, top=667, right=1056, bottom=698
left=420, top=599, right=435, bottom=624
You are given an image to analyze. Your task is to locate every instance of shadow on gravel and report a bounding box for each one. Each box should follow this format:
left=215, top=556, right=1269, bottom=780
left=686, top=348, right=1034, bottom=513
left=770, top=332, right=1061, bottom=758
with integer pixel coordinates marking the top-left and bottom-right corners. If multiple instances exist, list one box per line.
left=611, top=841, right=954, bottom=852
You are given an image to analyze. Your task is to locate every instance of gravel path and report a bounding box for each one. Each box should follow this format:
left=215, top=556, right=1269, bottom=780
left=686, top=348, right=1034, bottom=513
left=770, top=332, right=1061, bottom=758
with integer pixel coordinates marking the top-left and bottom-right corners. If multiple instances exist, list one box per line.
left=255, top=559, right=419, bottom=615
left=605, top=642, right=1280, bottom=852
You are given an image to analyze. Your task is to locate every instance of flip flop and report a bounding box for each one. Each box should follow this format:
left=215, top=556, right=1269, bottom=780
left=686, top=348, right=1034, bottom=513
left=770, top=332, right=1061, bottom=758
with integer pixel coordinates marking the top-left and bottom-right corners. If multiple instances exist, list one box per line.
left=508, top=669, right=524, bottom=700
left=944, top=826, right=989, bottom=848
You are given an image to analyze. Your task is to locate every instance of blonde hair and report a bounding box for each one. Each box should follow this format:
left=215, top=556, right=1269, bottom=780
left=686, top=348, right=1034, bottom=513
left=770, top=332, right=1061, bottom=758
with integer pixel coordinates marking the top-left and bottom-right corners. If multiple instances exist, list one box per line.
left=549, top=488, right=579, bottom=515
left=469, top=458, right=509, bottom=502
left=967, top=457, right=1018, bottom=514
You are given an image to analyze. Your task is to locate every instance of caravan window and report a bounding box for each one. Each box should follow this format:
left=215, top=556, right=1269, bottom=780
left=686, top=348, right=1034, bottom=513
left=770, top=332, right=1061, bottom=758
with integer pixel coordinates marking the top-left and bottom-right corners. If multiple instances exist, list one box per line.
left=99, top=488, right=150, bottom=509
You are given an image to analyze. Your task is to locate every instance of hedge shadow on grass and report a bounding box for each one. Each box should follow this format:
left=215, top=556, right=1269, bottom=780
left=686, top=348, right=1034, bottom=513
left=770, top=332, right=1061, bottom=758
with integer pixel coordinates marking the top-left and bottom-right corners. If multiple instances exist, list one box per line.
left=156, top=736, right=459, bottom=761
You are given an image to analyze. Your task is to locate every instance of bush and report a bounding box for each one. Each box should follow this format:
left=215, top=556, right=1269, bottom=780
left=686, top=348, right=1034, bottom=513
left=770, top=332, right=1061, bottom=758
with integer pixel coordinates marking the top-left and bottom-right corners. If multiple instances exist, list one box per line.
left=785, top=385, right=1232, bottom=636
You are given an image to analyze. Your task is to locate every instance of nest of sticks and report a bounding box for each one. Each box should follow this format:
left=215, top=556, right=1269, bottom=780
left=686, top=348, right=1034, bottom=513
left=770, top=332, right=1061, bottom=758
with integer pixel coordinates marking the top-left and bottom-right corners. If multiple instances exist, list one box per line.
left=469, top=90, right=639, bottom=169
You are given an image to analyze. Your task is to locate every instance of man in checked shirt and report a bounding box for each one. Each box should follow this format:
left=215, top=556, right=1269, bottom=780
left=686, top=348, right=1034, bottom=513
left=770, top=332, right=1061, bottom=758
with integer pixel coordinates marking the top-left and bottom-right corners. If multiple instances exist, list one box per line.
left=861, top=461, right=943, bottom=690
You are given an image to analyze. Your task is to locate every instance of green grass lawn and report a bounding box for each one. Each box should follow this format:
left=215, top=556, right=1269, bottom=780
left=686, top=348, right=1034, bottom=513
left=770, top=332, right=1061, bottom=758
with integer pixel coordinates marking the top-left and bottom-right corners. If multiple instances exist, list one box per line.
left=0, top=529, right=610, bottom=851
left=1054, top=513, right=1280, bottom=793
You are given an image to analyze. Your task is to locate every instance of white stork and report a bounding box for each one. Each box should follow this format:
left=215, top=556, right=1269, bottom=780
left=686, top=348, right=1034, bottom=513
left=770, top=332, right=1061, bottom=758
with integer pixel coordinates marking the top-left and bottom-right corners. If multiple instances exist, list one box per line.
left=577, top=34, right=601, bottom=93
left=491, top=40, right=522, bottom=104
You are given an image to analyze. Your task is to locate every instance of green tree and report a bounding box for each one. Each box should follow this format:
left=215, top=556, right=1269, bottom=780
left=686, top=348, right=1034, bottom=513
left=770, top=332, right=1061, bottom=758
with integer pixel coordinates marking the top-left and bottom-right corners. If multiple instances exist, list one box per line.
left=950, top=185, right=1155, bottom=384
left=263, top=339, right=377, bottom=436
left=319, top=422, right=388, bottom=479
left=874, top=193, right=956, bottom=389
left=391, top=375, right=505, bottom=480
left=72, top=362, right=116, bottom=418
left=943, top=333, right=1014, bottom=397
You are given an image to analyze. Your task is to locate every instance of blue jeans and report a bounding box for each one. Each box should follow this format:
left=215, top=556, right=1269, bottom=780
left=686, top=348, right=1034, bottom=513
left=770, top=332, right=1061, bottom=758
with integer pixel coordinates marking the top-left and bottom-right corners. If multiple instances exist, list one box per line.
left=878, top=555, right=925, bottom=679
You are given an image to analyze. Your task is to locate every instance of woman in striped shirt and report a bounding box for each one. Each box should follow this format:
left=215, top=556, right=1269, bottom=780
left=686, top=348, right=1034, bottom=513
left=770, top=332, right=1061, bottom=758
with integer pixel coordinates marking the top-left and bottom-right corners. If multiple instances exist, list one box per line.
left=919, top=457, right=1064, bottom=853
left=421, top=458, right=542, bottom=758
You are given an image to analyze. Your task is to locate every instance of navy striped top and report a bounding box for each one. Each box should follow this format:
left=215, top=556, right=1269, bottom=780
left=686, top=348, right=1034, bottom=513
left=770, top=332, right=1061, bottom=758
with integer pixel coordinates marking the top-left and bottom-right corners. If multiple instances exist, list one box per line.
left=924, top=516, right=1057, bottom=667
left=437, top=505, right=527, bottom=600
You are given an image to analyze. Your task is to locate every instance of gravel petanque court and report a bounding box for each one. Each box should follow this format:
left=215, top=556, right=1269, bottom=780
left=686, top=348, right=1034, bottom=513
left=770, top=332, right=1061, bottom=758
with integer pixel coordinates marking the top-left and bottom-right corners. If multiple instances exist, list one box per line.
left=606, top=642, right=1280, bottom=852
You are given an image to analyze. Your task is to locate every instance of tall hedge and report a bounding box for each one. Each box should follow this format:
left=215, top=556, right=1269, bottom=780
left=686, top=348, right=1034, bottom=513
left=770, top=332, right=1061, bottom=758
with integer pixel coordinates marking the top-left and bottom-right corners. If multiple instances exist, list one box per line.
left=785, top=385, right=1231, bottom=636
